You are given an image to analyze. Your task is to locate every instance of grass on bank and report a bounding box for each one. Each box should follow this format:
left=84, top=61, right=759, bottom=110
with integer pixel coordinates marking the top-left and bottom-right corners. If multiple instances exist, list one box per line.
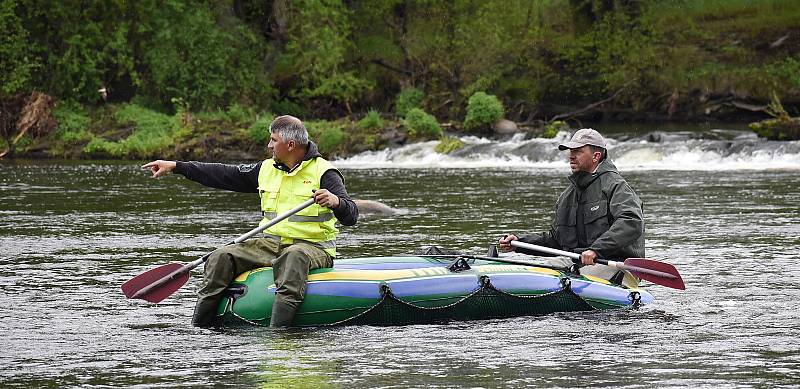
left=86, top=104, right=176, bottom=158
left=46, top=103, right=404, bottom=160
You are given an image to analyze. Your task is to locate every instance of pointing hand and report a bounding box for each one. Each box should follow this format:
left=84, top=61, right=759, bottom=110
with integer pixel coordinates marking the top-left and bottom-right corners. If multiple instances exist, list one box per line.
left=141, top=160, right=176, bottom=178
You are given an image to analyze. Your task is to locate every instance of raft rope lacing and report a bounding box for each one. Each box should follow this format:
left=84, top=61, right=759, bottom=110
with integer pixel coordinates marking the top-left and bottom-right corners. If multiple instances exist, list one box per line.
left=326, top=274, right=596, bottom=327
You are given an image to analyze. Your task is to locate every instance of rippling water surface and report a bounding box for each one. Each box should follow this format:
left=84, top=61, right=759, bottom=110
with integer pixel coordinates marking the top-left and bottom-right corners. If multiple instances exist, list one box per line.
left=1, top=156, right=798, bottom=388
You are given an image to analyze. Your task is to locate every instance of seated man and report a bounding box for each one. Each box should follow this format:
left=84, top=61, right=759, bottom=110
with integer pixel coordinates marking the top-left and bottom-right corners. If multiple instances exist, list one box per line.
left=499, top=128, right=643, bottom=286
left=142, top=115, right=358, bottom=326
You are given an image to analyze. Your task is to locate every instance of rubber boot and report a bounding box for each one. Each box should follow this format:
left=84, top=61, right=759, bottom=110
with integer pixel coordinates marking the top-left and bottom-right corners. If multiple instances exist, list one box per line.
left=192, top=298, right=222, bottom=328
left=269, top=300, right=298, bottom=328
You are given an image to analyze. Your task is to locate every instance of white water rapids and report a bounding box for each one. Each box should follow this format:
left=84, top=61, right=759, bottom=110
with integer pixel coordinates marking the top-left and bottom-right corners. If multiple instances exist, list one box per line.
left=336, top=130, right=800, bottom=171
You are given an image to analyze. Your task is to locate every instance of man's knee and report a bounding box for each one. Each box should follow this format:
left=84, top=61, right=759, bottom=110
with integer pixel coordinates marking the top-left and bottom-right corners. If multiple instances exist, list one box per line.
left=205, top=248, right=236, bottom=275
left=292, top=243, right=332, bottom=268
left=274, top=244, right=330, bottom=268
left=271, top=246, right=318, bottom=304
left=273, top=249, right=312, bottom=281
left=198, top=249, right=239, bottom=300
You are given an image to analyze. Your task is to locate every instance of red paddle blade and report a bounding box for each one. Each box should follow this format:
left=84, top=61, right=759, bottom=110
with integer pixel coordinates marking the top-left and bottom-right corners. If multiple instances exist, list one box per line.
left=624, top=258, right=685, bottom=290
left=121, top=262, right=190, bottom=303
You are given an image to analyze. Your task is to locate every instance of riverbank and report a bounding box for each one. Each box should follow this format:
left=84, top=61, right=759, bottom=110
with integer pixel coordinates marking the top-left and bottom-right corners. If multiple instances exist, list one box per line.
left=0, top=99, right=790, bottom=162
left=3, top=1, right=798, bottom=161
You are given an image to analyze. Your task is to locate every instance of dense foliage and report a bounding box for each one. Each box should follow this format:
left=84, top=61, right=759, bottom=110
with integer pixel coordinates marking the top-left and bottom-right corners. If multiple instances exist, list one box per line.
left=2, top=0, right=799, bottom=157
left=4, top=0, right=798, bottom=115
left=464, top=92, right=504, bottom=131
left=402, top=108, right=442, bottom=138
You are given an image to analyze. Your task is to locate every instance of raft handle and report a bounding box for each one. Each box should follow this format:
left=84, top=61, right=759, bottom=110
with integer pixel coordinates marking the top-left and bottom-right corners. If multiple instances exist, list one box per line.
left=447, top=257, right=472, bottom=272
left=628, top=291, right=641, bottom=307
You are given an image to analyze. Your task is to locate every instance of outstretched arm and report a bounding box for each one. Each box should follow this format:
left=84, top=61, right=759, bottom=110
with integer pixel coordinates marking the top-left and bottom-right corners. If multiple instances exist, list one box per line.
left=141, top=160, right=261, bottom=193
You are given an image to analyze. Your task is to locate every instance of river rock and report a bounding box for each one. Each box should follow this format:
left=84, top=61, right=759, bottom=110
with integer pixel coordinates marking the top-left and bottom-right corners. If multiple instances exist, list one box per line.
left=749, top=117, right=800, bottom=140
left=492, top=119, right=518, bottom=135
left=380, top=128, right=407, bottom=146
left=353, top=199, right=397, bottom=215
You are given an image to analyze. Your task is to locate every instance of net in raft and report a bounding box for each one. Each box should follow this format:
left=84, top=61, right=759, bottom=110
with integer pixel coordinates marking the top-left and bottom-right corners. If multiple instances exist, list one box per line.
left=330, top=275, right=595, bottom=326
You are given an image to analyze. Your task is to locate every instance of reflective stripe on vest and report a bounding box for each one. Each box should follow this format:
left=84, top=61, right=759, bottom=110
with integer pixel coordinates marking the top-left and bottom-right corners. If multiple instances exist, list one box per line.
left=261, top=211, right=335, bottom=223
left=257, top=157, right=339, bottom=256
left=261, top=233, right=337, bottom=251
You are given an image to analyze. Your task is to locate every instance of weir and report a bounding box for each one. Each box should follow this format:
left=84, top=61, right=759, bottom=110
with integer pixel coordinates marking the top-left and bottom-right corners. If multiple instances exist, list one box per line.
left=336, top=130, right=800, bottom=171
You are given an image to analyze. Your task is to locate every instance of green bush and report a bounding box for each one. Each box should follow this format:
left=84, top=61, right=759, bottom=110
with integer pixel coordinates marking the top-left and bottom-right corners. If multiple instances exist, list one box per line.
left=749, top=117, right=800, bottom=140
left=225, top=103, right=255, bottom=125
left=395, top=87, right=424, bottom=117
left=83, top=136, right=121, bottom=156
left=542, top=121, right=567, bottom=138
left=463, top=92, right=504, bottom=131
left=194, top=103, right=255, bottom=125
left=0, top=0, right=36, bottom=97
left=767, top=56, right=800, bottom=90
left=114, top=104, right=174, bottom=131
left=53, top=102, right=92, bottom=143
left=307, top=120, right=348, bottom=155
left=402, top=108, right=441, bottom=139
left=248, top=113, right=276, bottom=144
left=357, top=109, right=384, bottom=131
left=435, top=135, right=465, bottom=154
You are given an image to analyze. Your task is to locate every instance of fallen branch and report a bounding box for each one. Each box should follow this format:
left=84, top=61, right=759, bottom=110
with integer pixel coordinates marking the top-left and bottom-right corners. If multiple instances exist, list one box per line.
left=370, top=59, right=412, bottom=76
left=549, top=87, right=627, bottom=122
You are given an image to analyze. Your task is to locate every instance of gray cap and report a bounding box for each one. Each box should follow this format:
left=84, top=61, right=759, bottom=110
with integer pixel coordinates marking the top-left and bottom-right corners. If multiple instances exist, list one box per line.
left=558, top=128, right=607, bottom=150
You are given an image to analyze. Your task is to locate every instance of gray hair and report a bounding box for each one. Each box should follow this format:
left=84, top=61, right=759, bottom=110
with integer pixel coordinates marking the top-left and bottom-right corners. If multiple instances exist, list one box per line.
left=269, top=115, right=309, bottom=146
left=588, top=144, right=608, bottom=161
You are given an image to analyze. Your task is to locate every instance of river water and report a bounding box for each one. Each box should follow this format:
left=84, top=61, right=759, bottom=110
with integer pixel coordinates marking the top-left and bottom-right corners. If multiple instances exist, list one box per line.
left=1, top=129, right=799, bottom=387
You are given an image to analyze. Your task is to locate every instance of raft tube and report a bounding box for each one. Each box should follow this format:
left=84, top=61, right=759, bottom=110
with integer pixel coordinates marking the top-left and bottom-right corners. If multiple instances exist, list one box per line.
left=216, top=256, right=654, bottom=327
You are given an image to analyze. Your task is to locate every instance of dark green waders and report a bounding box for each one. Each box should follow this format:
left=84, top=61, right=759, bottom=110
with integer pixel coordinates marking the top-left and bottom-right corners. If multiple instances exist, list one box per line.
left=192, top=237, right=332, bottom=327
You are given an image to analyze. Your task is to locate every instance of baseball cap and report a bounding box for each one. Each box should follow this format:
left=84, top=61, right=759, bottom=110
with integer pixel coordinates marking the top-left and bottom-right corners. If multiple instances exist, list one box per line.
left=558, top=128, right=607, bottom=150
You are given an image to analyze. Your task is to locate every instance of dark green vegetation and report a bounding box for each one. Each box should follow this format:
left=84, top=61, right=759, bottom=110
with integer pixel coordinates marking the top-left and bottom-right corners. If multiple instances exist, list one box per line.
left=748, top=92, right=800, bottom=140
left=1, top=0, right=799, bottom=159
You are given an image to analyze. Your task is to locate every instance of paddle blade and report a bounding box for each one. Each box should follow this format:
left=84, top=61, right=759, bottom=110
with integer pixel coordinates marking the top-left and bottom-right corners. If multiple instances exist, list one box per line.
left=121, top=262, right=190, bottom=303
left=624, top=258, right=685, bottom=290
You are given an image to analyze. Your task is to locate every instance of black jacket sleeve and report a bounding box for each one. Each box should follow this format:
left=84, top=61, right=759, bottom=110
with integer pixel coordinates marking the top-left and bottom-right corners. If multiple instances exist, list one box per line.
left=320, top=169, right=358, bottom=226
left=174, top=161, right=261, bottom=193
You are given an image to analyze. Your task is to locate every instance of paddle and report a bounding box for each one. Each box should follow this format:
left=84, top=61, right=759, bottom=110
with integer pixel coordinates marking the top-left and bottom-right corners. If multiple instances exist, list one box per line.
left=121, top=198, right=316, bottom=303
left=509, top=240, right=685, bottom=290
left=416, top=253, right=572, bottom=273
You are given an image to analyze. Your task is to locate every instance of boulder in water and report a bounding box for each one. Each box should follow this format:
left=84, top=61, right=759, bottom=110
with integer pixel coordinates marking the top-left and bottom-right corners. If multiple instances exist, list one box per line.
left=749, top=117, right=800, bottom=140
left=493, top=119, right=518, bottom=135
left=353, top=199, right=397, bottom=215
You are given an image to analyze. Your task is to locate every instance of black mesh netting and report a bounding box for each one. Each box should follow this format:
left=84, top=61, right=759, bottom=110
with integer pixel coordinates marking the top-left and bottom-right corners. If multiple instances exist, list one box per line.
left=329, top=276, right=595, bottom=326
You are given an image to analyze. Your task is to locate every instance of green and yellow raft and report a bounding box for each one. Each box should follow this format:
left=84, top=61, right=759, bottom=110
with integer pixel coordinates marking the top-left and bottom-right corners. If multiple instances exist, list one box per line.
left=216, top=255, right=654, bottom=327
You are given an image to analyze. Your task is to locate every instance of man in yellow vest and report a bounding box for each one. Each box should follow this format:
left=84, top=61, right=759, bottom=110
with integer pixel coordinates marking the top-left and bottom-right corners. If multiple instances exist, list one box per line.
left=142, top=115, right=359, bottom=327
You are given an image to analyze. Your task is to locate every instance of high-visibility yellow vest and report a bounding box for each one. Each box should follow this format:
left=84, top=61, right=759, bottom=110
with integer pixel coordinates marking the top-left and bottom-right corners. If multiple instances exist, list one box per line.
left=257, top=157, right=339, bottom=256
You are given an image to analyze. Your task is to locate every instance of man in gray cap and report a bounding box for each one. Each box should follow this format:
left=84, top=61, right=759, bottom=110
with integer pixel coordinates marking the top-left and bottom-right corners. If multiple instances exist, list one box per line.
left=498, top=128, right=644, bottom=285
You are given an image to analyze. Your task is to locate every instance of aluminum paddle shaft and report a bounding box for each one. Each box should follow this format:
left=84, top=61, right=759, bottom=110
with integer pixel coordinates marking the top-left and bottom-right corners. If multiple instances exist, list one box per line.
left=123, top=198, right=316, bottom=302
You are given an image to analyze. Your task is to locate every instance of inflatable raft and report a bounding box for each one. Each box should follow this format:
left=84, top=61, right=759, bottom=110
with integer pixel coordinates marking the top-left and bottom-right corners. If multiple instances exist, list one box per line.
left=216, top=255, right=654, bottom=327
